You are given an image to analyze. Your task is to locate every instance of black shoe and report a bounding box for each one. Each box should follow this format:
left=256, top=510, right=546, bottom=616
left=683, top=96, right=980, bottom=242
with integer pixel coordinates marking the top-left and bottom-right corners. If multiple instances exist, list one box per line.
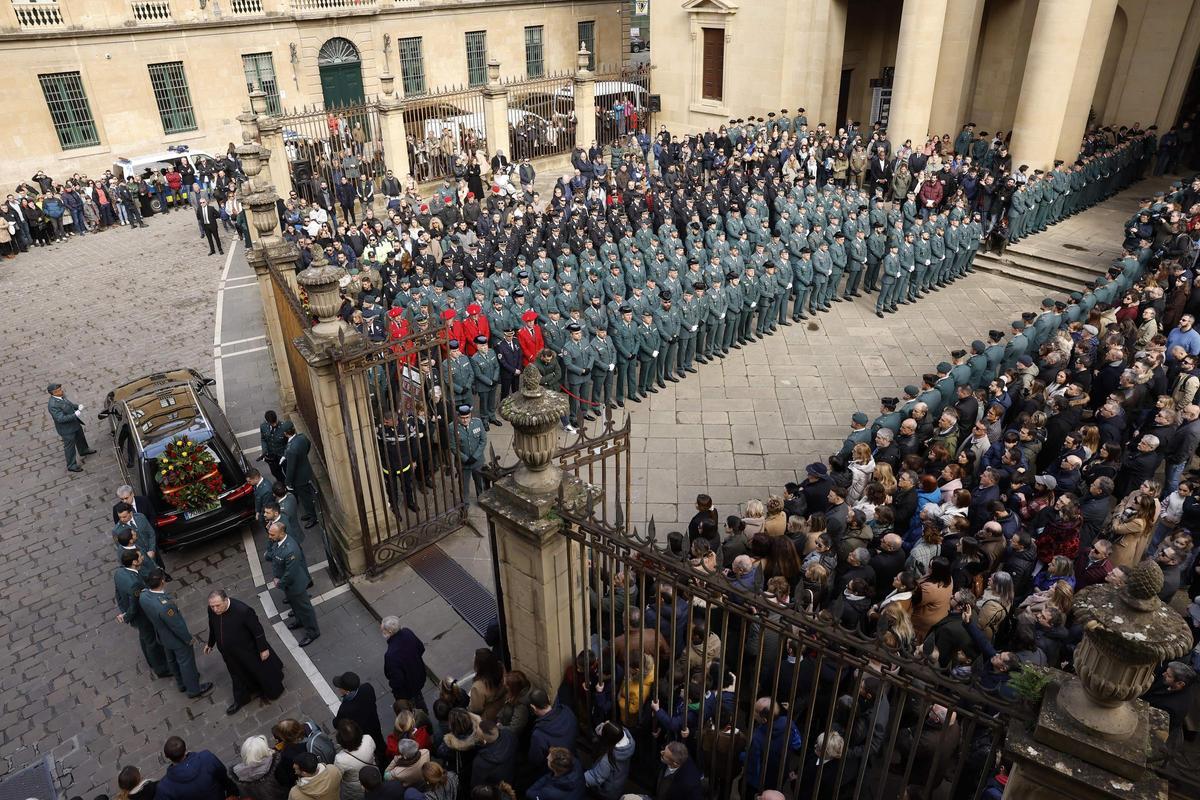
left=303, top=519, right=317, bottom=528
left=406, top=503, right=419, bottom=513
left=617, top=401, right=625, bottom=407
left=68, top=465, right=83, bottom=472
left=899, top=300, right=911, bottom=306
left=155, top=671, right=173, bottom=679
left=188, top=682, right=214, bottom=699
left=81, top=449, right=97, bottom=455
left=667, top=376, right=679, bottom=383
left=218, top=249, right=225, bottom=255
left=781, top=320, right=793, bottom=326
left=876, top=310, right=884, bottom=318
left=731, top=343, right=742, bottom=349
left=208, top=250, right=216, bottom=255
left=685, top=367, right=697, bottom=374
left=852, top=292, right=862, bottom=298
left=647, top=386, right=658, bottom=394
left=286, top=620, right=302, bottom=630
left=657, top=380, right=667, bottom=389
left=226, top=701, right=247, bottom=715
left=299, top=634, right=320, bottom=647
left=491, top=419, right=502, bottom=427
left=832, top=297, right=844, bottom=303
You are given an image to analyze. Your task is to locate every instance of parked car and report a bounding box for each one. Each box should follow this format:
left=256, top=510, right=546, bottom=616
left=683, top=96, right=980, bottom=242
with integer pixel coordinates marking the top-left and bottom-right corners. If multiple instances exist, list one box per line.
left=98, top=368, right=255, bottom=548
left=112, top=147, right=217, bottom=213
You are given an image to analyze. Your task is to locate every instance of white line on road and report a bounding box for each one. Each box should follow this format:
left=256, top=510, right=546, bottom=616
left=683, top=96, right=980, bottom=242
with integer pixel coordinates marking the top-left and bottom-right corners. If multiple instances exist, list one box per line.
left=276, top=583, right=351, bottom=621
left=218, top=344, right=269, bottom=359
left=273, top=620, right=341, bottom=714
left=215, top=240, right=339, bottom=715
left=223, top=334, right=266, bottom=347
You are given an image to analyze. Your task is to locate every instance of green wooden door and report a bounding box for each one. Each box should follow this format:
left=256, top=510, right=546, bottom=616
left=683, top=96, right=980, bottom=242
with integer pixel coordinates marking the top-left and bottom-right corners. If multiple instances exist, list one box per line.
left=319, top=62, right=365, bottom=109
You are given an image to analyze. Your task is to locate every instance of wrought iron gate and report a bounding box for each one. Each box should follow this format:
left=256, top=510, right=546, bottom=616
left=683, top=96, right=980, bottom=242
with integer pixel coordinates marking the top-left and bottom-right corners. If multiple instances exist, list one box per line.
left=334, top=321, right=468, bottom=572
left=485, top=416, right=1028, bottom=800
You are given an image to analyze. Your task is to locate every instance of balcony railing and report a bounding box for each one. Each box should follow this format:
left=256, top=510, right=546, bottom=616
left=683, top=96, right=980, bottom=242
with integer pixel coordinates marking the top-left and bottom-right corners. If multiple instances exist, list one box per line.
left=12, top=0, right=64, bottom=29
left=290, top=0, right=377, bottom=12
left=229, top=0, right=263, bottom=14
left=130, top=0, right=172, bottom=23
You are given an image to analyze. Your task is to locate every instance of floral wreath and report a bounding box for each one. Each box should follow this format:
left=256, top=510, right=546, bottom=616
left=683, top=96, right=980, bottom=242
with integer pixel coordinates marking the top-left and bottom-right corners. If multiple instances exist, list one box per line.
left=156, top=435, right=223, bottom=513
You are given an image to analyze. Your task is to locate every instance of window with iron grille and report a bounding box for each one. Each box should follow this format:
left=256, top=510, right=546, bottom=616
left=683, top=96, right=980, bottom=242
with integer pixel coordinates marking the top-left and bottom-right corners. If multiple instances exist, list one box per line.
left=465, top=30, right=487, bottom=87
left=398, top=36, right=426, bottom=95
left=578, top=20, right=595, bottom=69
left=147, top=61, right=197, bottom=134
left=524, top=26, right=544, bottom=78
left=38, top=71, right=99, bottom=150
left=242, top=52, right=280, bottom=114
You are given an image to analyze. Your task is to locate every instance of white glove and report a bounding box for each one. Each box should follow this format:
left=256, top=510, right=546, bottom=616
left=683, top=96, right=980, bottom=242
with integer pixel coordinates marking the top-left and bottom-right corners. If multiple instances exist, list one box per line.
left=608, top=364, right=615, bottom=371
left=719, top=314, right=725, bottom=320
left=750, top=302, right=757, bottom=308
left=690, top=325, right=698, bottom=332
left=925, top=260, right=931, bottom=265
left=652, top=350, right=659, bottom=357
left=74, top=409, right=82, bottom=418
left=787, top=283, right=793, bottom=289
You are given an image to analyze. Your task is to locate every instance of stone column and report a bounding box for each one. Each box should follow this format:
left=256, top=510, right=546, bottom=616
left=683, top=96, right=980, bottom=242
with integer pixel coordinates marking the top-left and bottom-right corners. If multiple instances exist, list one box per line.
left=1010, top=0, right=1093, bottom=172
left=1056, top=0, right=1119, bottom=162
left=820, top=0, right=848, bottom=129
left=481, top=58, right=512, bottom=165
left=1157, top=0, right=1200, bottom=129
left=479, top=370, right=589, bottom=697
left=1002, top=560, right=1191, bottom=799
left=376, top=74, right=412, bottom=181
left=294, top=247, right=380, bottom=576
left=573, top=46, right=597, bottom=152
left=256, top=102, right=292, bottom=202
left=928, top=0, right=986, bottom=138
left=887, top=0, right=948, bottom=148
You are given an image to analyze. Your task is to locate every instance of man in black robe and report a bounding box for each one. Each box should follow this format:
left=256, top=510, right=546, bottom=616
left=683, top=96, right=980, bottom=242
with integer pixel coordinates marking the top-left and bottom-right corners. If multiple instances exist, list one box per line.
left=205, top=589, right=284, bottom=714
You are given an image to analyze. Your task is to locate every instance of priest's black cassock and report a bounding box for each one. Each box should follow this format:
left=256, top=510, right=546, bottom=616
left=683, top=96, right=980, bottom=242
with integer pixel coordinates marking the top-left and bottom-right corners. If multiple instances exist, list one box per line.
left=207, top=597, right=284, bottom=703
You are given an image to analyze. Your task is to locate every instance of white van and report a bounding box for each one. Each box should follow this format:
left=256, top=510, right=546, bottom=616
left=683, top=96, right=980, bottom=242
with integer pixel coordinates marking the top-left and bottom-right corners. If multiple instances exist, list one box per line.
left=551, top=81, right=647, bottom=125
left=112, top=146, right=217, bottom=211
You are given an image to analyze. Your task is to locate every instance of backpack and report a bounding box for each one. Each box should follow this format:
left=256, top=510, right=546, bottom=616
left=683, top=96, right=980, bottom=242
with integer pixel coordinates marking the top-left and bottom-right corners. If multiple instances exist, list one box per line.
left=302, top=720, right=336, bottom=764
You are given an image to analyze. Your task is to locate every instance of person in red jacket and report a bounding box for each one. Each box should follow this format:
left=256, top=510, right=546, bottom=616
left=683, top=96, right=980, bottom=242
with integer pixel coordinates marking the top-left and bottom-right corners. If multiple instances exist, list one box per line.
left=462, top=304, right=490, bottom=355
left=164, top=167, right=183, bottom=208
left=918, top=175, right=943, bottom=220
left=517, top=310, right=544, bottom=366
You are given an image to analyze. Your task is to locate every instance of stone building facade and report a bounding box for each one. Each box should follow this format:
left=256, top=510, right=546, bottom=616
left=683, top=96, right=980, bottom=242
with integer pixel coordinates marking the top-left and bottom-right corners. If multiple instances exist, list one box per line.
left=0, top=0, right=622, bottom=186
left=651, top=0, right=1200, bottom=171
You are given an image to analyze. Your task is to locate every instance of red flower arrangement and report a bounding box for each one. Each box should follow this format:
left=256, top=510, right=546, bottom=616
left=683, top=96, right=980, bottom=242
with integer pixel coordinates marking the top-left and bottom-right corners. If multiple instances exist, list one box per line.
left=156, top=435, right=224, bottom=513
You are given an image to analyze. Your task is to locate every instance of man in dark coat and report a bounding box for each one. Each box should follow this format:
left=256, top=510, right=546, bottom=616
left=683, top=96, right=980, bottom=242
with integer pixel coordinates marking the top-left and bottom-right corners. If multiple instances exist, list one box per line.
left=470, top=720, right=517, bottom=789
left=333, top=671, right=387, bottom=769
left=656, top=741, right=703, bottom=800
left=156, top=736, right=237, bottom=800
left=801, top=462, right=833, bottom=515
left=204, top=590, right=283, bottom=714
left=282, top=421, right=318, bottom=522
left=382, top=616, right=428, bottom=709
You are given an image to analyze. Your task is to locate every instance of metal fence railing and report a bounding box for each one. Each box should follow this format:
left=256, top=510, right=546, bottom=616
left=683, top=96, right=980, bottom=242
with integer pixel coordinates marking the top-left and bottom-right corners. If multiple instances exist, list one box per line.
left=401, top=83, right=488, bottom=183
left=502, top=70, right=577, bottom=162
left=593, top=63, right=651, bottom=147
left=277, top=100, right=386, bottom=201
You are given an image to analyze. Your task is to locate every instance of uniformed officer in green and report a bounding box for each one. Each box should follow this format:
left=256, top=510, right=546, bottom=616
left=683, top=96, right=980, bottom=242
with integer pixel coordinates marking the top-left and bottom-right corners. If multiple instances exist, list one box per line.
left=259, top=410, right=289, bottom=484
left=724, top=273, right=746, bottom=349
left=828, top=231, right=849, bottom=305
left=705, top=276, right=730, bottom=358
left=46, top=382, right=95, bottom=473
left=865, top=222, right=887, bottom=292
left=912, top=229, right=933, bottom=301
left=637, top=309, right=663, bottom=396
left=916, top=374, right=944, bottom=417
left=443, top=339, right=475, bottom=409
left=983, top=330, right=1006, bottom=384
left=677, top=287, right=701, bottom=372
left=871, top=397, right=904, bottom=437
left=876, top=243, right=901, bottom=317
left=656, top=292, right=683, bottom=381
left=589, top=326, right=617, bottom=410
left=138, top=569, right=214, bottom=696
left=561, top=322, right=594, bottom=426
left=791, top=247, right=814, bottom=320
left=934, top=362, right=957, bottom=409
left=266, top=521, right=320, bottom=646
left=845, top=229, right=868, bottom=299
left=471, top=335, right=501, bottom=427
left=838, top=412, right=872, bottom=459
left=612, top=305, right=640, bottom=403
left=455, top=404, right=489, bottom=495
left=1002, top=320, right=1029, bottom=371
left=897, top=230, right=916, bottom=304
left=115, top=549, right=171, bottom=678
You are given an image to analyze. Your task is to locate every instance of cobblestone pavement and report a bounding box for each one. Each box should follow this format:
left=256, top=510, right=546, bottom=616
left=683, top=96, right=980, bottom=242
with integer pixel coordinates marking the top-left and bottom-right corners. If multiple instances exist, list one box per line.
left=0, top=214, right=335, bottom=795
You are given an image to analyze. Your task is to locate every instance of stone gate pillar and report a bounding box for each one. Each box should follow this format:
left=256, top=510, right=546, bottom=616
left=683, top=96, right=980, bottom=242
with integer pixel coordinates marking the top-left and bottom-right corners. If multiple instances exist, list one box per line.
left=479, top=370, right=590, bottom=697
left=573, top=46, right=597, bottom=152
left=481, top=59, right=512, bottom=165
left=377, top=74, right=412, bottom=182
left=1003, top=560, right=1191, bottom=799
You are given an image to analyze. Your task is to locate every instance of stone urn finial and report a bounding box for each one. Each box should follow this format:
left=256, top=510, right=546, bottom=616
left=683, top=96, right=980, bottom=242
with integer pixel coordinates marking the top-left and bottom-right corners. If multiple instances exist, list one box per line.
left=1059, top=560, right=1191, bottom=739
left=500, top=367, right=568, bottom=495
left=297, top=246, right=348, bottom=339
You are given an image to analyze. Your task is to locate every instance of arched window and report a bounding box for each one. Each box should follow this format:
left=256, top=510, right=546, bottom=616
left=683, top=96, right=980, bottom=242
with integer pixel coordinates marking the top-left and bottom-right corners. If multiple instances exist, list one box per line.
left=318, top=37, right=361, bottom=66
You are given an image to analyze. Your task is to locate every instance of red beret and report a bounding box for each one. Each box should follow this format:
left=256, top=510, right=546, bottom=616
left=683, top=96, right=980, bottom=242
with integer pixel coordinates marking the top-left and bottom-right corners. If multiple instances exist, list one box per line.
left=492, top=186, right=501, bottom=194
left=440, top=309, right=456, bottom=320
left=521, top=310, right=538, bottom=322
left=419, top=204, right=429, bottom=212
left=387, top=308, right=405, bottom=319
left=466, top=192, right=475, bottom=199
left=467, top=303, right=482, bottom=314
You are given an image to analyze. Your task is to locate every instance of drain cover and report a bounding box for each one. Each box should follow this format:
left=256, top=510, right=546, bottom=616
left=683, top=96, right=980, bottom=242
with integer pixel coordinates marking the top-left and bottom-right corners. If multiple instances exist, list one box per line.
left=0, top=757, right=57, bottom=800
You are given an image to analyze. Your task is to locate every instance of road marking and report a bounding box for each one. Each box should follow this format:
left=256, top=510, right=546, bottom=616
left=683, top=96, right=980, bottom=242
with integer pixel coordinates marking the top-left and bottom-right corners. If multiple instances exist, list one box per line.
left=219, top=344, right=269, bottom=359
left=272, top=620, right=340, bottom=713
left=223, top=275, right=258, bottom=287
left=236, top=429, right=259, bottom=438
left=253, top=559, right=328, bottom=589
left=223, top=334, right=266, bottom=347
left=217, top=240, right=339, bottom=716
left=276, top=583, right=351, bottom=621
left=243, top=445, right=262, bottom=456
left=220, top=281, right=260, bottom=291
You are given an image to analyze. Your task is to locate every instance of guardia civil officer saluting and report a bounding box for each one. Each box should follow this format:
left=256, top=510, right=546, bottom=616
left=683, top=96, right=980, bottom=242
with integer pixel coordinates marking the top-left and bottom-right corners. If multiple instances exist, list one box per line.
left=138, top=569, right=214, bottom=698
left=47, top=382, right=95, bottom=472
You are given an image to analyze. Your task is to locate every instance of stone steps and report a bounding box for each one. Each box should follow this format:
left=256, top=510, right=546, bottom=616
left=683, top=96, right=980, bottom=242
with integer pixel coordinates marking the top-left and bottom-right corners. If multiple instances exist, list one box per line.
left=974, top=249, right=1107, bottom=295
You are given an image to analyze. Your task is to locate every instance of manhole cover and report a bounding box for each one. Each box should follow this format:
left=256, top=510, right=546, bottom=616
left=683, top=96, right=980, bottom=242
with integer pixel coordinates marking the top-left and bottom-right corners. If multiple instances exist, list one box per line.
left=0, top=757, right=57, bottom=800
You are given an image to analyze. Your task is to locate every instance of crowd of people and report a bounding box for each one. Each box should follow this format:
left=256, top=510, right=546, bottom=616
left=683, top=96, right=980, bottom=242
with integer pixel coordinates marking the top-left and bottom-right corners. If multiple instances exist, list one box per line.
left=85, top=99, right=1200, bottom=800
